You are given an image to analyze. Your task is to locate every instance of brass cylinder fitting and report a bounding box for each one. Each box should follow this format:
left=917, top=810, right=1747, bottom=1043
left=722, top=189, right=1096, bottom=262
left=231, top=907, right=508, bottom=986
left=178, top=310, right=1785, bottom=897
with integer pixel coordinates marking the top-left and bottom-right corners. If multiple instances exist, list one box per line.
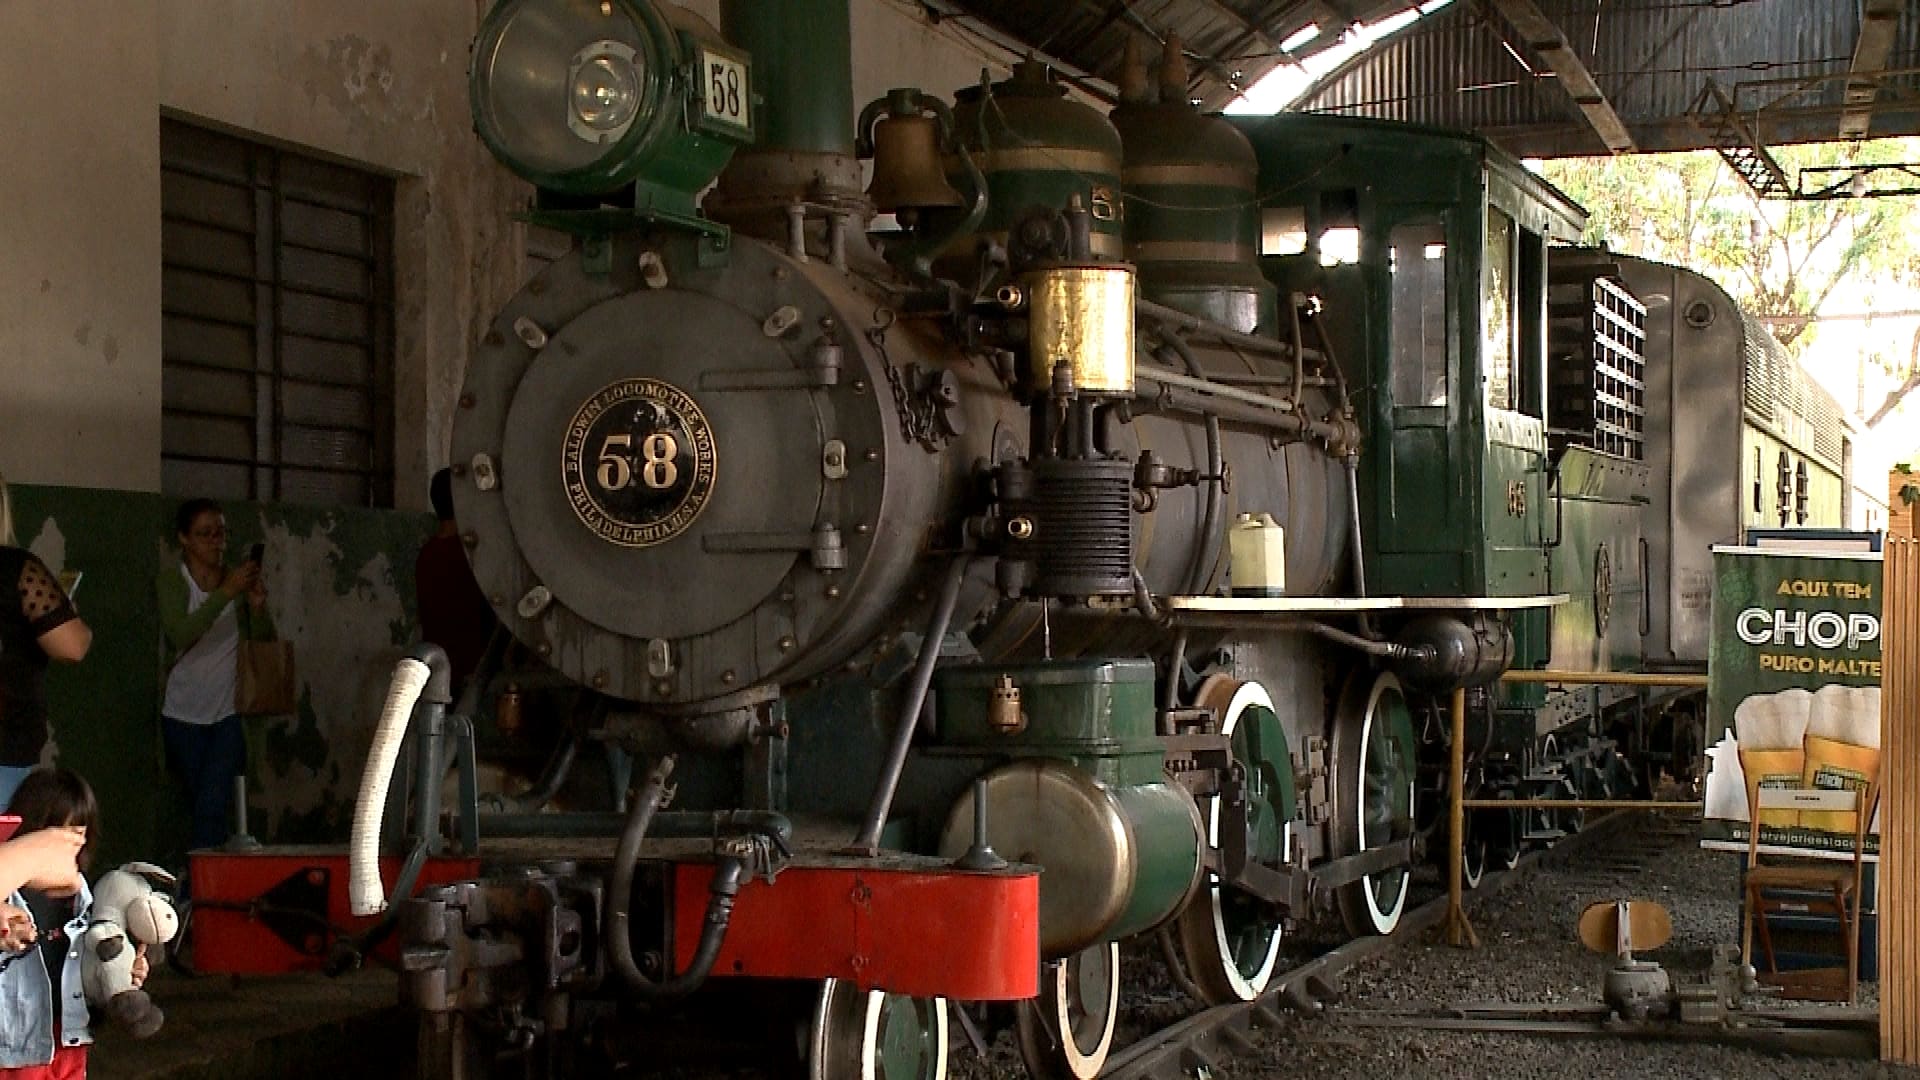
left=1027, top=265, right=1136, bottom=395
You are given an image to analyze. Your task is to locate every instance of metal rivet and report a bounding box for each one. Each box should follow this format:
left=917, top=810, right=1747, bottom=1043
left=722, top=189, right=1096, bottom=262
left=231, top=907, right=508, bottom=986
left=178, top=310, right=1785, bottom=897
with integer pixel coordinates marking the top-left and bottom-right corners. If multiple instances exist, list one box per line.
left=490, top=595, right=504, bottom=607
left=590, top=671, right=607, bottom=689
left=516, top=585, right=552, bottom=619
left=513, top=316, right=549, bottom=350
left=779, top=636, right=796, bottom=651
left=820, top=316, right=837, bottom=331
left=773, top=267, right=790, bottom=280
left=471, top=453, right=499, bottom=492
left=864, top=449, right=879, bottom=462
left=637, top=251, right=669, bottom=289
left=852, top=380, right=867, bottom=393
left=721, top=670, right=737, bottom=685
left=779, top=590, right=795, bottom=602
left=855, top=524, right=870, bottom=535
left=825, top=585, right=841, bottom=598
left=763, top=305, right=802, bottom=337
left=462, top=531, right=478, bottom=548
left=537, top=643, right=551, bottom=656
left=459, top=392, right=476, bottom=409
left=654, top=681, right=673, bottom=696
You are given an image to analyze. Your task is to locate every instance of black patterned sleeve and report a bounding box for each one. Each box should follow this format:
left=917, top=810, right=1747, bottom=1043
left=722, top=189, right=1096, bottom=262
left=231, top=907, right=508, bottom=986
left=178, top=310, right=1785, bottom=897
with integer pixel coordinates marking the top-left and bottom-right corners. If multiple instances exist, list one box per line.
left=17, top=555, right=78, bottom=637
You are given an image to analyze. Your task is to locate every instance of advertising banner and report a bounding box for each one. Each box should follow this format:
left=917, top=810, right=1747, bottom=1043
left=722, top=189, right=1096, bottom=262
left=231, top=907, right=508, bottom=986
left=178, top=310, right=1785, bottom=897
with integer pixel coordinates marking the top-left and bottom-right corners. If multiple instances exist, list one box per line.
left=1701, top=545, right=1883, bottom=859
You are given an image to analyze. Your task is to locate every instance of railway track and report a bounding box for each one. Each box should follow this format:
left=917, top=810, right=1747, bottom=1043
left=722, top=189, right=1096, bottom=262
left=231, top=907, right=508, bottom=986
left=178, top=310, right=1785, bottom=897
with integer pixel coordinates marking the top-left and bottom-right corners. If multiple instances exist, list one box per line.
left=1098, top=810, right=1678, bottom=1080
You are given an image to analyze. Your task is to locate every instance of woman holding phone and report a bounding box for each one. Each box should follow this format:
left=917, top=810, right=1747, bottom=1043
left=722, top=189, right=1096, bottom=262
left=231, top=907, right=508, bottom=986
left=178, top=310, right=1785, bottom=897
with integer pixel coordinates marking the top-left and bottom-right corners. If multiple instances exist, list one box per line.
left=155, top=500, right=276, bottom=853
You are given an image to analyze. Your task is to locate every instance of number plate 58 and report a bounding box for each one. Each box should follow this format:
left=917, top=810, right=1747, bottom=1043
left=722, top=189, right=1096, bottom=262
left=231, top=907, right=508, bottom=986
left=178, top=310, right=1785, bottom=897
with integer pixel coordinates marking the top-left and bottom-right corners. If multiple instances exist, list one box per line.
left=695, top=45, right=752, bottom=140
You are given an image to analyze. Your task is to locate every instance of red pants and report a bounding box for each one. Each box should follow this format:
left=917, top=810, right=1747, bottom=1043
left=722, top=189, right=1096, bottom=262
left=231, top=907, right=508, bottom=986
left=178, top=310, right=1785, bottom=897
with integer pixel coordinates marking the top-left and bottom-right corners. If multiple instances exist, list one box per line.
left=0, top=1044, right=87, bottom=1080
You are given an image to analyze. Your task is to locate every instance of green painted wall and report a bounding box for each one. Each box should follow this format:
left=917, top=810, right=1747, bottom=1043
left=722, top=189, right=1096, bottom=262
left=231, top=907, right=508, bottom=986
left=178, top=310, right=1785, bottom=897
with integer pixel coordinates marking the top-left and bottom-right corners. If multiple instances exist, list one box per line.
left=10, top=485, right=432, bottom=869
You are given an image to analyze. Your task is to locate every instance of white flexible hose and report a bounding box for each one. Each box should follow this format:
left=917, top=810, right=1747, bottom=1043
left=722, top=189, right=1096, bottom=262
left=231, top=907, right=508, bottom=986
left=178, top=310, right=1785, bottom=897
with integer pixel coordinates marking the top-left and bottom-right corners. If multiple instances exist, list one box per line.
left=349, top=657, right=432, bottom=917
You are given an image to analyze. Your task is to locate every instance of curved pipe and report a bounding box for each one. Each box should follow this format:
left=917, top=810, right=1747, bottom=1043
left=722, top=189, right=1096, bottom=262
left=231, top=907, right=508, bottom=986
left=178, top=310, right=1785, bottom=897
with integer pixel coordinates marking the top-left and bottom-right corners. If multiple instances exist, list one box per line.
left=607, top=755, right=746, bottom=1000
left=1286, top=618, right=1433, bottom=663
left=1131, top=568, right=1162, bottom=622
left=855, top=556, right=971, bottom=851
left=494, top=730, right=581, bottom=813
left=348, top=646, right=448, bottom=917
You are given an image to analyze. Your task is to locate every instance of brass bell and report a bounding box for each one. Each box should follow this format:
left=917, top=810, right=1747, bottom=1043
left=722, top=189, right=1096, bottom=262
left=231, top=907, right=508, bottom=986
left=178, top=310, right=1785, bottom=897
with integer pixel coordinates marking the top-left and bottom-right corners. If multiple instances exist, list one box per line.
left=866, top=112, right=964, bottom=212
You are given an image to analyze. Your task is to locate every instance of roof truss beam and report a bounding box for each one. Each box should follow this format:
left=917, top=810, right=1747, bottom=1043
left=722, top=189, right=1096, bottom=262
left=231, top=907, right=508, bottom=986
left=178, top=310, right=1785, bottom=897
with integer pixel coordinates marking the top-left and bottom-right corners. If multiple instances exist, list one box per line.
left=1484, top=0, right=1637, bottom=153
left=1840, top=0, right=1908, bottom=139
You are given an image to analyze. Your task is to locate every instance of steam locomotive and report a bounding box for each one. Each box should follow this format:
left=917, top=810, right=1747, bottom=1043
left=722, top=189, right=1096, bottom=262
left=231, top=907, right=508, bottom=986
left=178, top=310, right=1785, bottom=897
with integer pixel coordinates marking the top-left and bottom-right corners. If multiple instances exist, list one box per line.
left=202, top=1, right=1855, bottom=1076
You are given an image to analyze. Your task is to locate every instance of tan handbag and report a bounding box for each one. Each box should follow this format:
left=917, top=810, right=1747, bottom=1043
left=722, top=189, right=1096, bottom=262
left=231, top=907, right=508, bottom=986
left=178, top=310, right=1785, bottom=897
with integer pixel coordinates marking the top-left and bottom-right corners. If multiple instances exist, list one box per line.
left=236, top=639, right=298, bottom=715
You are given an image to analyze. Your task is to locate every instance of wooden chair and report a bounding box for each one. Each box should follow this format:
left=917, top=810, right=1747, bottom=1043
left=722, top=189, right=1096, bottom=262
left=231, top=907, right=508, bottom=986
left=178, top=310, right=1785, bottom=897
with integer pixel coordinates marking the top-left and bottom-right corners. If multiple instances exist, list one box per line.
left=1738, top=747, right=1879, bottom=1003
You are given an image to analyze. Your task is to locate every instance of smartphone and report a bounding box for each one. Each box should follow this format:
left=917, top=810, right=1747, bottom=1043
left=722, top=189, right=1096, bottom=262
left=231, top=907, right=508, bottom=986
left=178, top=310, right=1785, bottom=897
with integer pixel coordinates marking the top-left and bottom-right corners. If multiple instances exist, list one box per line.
left=0, top=816, right=19, bottom=842
left=247, top=543, right=266, bottom=565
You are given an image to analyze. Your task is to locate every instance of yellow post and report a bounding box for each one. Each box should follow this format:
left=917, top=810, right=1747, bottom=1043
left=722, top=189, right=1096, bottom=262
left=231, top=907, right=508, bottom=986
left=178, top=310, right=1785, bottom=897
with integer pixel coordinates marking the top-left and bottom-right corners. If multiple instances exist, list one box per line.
left=1444, top=685, right=1479, bottom=948
left=1498, top=670, right=1708, bottom=688
left=1884, top=537, right=1919, bottom=1063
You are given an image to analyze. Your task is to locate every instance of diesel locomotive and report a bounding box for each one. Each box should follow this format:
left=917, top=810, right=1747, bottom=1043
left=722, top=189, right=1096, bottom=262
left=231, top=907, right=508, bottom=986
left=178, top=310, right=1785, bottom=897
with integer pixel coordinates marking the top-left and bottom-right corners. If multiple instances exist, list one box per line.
left=181, top=1, right=1858, bottom=1076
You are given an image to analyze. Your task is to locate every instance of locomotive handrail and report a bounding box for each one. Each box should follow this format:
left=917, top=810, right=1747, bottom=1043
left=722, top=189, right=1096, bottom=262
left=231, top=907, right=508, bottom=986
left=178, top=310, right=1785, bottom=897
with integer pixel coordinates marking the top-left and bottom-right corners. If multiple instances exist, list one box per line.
left=1136, top=297, right=1325, bottom=365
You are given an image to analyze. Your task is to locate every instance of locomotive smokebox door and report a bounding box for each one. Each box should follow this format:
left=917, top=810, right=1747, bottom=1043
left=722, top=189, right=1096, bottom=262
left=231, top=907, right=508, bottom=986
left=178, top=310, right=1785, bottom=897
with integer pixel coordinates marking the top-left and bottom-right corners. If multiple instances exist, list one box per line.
left=454, top=238, right=956, bottom=707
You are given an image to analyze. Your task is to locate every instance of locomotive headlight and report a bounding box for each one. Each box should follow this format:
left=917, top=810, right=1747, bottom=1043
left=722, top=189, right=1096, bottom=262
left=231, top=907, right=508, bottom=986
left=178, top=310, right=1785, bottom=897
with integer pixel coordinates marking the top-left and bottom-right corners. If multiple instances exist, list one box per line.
left=471, top=0, right=754, bottom=198
left=566, top=43, right=642, bottom=140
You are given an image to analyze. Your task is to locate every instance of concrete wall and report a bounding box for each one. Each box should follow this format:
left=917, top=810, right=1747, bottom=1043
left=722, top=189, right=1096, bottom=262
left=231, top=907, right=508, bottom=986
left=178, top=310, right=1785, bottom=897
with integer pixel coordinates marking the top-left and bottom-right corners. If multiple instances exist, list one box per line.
left=0, top=2, right=165, bottom=491
left=11, top=483, right=430, bottom=870
left=0, top=0, right=1024, bottom=504
left=0, top=0, right=526, bottom=506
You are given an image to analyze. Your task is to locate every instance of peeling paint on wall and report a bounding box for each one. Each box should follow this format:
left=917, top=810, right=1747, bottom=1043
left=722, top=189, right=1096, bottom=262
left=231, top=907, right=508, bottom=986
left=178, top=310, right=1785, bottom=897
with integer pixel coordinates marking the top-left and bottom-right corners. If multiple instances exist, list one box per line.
left=9, top=485, right=434, bottom=866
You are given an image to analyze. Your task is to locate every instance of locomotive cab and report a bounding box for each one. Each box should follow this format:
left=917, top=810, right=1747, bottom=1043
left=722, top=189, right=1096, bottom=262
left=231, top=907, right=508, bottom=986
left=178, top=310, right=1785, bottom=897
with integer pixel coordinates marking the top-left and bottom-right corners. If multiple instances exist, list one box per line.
left=1236, top=114, right=1583, bottom=604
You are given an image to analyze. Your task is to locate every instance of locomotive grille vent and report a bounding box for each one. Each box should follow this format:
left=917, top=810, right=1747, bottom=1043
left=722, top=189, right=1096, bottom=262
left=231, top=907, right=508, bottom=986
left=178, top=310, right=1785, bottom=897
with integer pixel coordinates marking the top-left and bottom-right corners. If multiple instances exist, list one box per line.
left=1547, top=269, right=1646, bottom=460
left=1740, top=315, right=1847, bottom=470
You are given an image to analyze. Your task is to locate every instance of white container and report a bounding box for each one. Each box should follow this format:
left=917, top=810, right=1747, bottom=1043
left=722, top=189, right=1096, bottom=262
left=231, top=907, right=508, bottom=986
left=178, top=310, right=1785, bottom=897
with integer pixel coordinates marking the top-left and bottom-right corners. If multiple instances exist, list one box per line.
left=1229, top=512, right=1287, bottom=597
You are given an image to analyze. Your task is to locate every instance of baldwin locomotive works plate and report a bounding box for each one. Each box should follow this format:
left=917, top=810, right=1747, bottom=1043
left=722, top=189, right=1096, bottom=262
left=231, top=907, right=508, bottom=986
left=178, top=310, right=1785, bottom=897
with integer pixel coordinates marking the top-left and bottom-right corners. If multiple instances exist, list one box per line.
left=562, top=378, right=717, bottom=548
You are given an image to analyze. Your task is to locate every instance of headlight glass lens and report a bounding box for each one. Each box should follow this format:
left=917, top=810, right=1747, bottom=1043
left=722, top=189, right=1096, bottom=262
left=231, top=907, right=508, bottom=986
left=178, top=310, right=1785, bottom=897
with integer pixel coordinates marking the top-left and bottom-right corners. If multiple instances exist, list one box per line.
left=568, top=46, right=641, bottom=139
left=474, top=0, right=651, bottom=179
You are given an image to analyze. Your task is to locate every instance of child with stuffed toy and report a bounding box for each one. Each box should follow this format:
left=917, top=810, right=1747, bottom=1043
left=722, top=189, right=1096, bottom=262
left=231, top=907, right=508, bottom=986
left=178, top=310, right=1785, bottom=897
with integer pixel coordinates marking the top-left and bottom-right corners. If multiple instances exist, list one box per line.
left=0, top=769, right=154, bottom=1080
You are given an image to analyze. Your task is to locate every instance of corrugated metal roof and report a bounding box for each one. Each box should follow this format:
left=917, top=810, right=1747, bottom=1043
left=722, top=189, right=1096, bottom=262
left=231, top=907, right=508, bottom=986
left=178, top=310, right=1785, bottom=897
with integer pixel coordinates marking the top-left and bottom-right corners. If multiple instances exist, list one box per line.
left=938, top=0, right=1920, bottom=155
left=929, top=0, right=1422, bottom=108
left=1292, top=0, right=1920, bottom=156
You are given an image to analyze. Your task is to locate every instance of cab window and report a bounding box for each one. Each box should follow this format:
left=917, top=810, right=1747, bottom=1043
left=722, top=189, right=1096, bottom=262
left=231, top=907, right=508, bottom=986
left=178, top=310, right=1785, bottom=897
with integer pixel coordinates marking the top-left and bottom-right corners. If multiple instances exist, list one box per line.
left=1483, top=206, right=1517, bottom=411
left=1389, top=220, right=1448, bottom=410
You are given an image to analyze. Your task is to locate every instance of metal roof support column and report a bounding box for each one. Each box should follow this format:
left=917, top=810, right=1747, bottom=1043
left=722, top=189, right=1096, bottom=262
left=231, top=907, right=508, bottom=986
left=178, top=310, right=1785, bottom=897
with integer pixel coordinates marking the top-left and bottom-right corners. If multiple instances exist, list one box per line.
left=1486, top=0, right=1638, bottom=154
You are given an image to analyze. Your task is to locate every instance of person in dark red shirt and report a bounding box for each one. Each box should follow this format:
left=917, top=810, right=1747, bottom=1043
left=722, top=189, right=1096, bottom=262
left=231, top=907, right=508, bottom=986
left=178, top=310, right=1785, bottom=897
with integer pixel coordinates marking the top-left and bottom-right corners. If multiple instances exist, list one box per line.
left=414, top=469, right=498, bottom=692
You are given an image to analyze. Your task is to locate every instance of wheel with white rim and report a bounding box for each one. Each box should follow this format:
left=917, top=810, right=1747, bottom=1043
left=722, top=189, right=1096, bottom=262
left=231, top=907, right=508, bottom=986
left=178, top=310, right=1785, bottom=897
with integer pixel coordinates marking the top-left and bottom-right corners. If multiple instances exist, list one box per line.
left=1459, top=813, right=1487, bottom=890
left=1015, top=942, right=1119, bottom=1080
left=808, top=978, right=948, bottom=1080
left=1334, top=670, right=1417, bottom=938
left=1174, top=676, right=1293, bottom=1004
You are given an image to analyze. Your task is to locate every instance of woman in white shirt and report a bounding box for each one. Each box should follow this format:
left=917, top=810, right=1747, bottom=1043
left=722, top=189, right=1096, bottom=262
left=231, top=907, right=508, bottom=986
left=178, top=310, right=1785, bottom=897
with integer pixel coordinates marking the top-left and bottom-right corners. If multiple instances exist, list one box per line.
left=155, top=500, right=275, bottom=852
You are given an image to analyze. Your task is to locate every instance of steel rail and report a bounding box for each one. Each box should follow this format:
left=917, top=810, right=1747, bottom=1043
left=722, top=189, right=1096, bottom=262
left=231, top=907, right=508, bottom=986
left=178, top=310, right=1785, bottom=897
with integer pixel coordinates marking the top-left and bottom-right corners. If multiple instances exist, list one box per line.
left=1098, top=814, right=1634, bottom=1080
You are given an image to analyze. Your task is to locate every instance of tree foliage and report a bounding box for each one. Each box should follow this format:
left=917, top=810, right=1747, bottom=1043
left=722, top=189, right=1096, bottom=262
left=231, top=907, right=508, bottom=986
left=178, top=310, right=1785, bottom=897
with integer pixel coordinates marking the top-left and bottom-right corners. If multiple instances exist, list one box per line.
left=1543, top=140, right=1920, bottom=430
left=1543, top=140, right=1920, bottom=357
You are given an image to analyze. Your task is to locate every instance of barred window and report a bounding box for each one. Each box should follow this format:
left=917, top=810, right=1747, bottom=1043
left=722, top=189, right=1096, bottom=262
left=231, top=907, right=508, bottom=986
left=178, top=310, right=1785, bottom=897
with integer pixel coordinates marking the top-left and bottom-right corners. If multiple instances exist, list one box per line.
left=160, top=118, right=395, bottom=507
